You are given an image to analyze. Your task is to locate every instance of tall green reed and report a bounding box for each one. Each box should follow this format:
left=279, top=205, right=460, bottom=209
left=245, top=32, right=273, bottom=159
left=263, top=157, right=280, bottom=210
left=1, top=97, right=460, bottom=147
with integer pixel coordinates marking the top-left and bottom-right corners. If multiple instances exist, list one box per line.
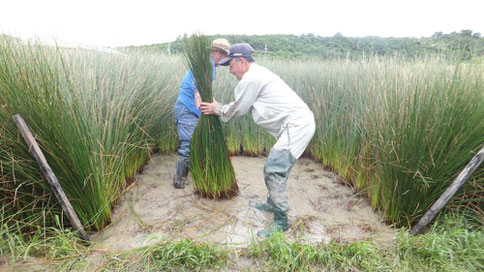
left=183, top=35, right=238, bottom=199
left=0, top=38, right=179, bottom=231
left=277, top=58, right=483, bottom=226
left=363, top=63, right=484, bottom=226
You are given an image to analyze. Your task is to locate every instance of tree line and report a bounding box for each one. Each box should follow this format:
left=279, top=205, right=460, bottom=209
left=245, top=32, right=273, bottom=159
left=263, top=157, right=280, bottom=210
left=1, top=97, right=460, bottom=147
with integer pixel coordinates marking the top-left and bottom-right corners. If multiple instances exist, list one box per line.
left=123, top=30, right=484, bottom=62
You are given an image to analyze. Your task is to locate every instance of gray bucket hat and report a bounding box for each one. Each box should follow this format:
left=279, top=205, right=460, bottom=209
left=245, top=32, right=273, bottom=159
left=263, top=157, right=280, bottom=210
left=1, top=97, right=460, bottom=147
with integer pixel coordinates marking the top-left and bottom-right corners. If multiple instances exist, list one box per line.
left=219, top=43, right=255, bottom=66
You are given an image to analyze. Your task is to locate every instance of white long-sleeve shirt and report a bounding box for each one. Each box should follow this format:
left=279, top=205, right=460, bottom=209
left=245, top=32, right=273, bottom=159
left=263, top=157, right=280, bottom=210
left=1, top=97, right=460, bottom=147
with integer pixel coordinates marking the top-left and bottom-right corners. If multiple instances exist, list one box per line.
left=214, top=63, right=314, bottom=138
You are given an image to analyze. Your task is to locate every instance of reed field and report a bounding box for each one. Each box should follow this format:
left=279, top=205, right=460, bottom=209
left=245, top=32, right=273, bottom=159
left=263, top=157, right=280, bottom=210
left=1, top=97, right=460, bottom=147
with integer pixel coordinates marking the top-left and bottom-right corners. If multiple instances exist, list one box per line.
left=0, top=38, right=179, bottom=232
left=0, top=36, right=483, bottom=270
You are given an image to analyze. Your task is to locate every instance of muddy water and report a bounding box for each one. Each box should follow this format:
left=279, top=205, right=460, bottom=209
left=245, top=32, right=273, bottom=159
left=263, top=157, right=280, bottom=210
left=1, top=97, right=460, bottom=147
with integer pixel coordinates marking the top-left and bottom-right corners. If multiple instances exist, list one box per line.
left=91, top=154, right=394, bottom=250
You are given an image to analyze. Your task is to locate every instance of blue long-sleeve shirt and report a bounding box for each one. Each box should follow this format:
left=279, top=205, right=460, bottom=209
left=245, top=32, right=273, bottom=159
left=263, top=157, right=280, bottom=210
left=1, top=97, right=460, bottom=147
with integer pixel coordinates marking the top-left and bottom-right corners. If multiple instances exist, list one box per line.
left=177, top=57, right=216, bottom=117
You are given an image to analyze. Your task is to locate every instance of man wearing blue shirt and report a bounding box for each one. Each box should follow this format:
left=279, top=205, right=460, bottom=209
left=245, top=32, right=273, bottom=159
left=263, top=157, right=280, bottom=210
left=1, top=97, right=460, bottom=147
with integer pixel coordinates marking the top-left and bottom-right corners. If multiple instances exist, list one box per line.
left=173, top=38, right=231, bottom=189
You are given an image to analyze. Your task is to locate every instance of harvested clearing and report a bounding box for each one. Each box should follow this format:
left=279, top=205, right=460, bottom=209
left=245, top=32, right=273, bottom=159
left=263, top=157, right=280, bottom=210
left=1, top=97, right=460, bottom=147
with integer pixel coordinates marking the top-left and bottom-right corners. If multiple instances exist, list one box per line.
left=91, top=153, right=395, bottom=250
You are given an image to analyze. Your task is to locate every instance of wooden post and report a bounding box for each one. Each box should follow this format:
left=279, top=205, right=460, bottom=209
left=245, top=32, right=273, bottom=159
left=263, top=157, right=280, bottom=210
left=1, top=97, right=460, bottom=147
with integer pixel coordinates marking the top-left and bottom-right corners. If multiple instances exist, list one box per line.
left=12, top=114, right=90, bottom=241
left=411, top=145, right=484, bottom=235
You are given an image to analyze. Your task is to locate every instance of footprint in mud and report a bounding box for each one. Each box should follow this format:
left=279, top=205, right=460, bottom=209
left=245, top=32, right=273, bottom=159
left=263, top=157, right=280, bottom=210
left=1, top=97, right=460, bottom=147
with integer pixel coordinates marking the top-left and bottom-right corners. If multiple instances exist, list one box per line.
left=92, top=154, right=395, bottom=250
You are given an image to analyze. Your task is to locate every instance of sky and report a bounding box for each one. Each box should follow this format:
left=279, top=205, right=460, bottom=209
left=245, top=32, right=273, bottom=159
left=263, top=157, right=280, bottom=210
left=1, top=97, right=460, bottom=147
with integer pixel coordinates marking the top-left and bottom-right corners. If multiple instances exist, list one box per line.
left=0, top=0, right=483, bottom=48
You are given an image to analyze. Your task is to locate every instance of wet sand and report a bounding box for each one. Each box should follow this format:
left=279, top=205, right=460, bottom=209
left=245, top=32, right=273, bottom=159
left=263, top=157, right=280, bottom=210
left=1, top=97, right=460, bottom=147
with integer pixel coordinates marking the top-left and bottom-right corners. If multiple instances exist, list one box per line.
left=91, top=153, right=395, bottom=250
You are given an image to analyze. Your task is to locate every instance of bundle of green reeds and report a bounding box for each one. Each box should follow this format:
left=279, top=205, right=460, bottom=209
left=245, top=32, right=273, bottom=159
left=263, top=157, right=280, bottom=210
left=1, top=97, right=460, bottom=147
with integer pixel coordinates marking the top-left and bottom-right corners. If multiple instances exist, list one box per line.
left=183, top=35, right=238, bottom=199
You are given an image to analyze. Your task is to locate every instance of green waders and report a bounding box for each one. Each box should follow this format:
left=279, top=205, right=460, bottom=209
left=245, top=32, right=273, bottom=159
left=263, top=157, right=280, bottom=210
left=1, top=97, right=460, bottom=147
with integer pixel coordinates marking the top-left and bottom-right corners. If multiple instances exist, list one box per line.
left=253, top=148, right=296, bottom=237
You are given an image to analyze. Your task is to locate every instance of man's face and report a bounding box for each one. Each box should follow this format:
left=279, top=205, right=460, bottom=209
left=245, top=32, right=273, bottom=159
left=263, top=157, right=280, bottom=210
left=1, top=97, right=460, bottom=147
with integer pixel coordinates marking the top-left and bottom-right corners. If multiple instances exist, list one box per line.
left=229, top=58, right=245, bottom=80
left=210, top=50, right=227, bottom=66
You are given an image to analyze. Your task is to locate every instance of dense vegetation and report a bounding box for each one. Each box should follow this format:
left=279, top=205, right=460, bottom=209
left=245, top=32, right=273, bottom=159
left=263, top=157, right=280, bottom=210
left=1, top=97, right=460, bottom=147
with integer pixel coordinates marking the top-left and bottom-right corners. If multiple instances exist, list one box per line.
left=2, top=35, right=483, bottom=230
left=0, top=34, right=483, bottom=271
left=0, top=38, right=178, bottom=232
left=123, top=30, right=484, bottom=61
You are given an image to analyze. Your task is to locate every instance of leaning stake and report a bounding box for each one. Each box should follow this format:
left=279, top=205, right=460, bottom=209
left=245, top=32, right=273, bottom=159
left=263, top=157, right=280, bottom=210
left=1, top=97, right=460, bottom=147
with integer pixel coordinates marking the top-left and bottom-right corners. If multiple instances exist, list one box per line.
left=12, top=114, right=90, bottom=241
left=411, top=145, right=484, bottom=235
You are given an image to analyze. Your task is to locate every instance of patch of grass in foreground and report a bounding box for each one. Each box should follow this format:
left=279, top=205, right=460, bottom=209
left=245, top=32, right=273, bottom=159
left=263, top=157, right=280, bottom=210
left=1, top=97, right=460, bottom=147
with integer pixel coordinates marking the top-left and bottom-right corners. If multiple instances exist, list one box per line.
left=0, top=220, right=87, bottom=266
left=247, top=213, right=483, bottom=272
left=396, top=214, right=484, bottom=272
left=1, top=237, right=230, bottom=272
left=1, top=213, right=483, bottom=271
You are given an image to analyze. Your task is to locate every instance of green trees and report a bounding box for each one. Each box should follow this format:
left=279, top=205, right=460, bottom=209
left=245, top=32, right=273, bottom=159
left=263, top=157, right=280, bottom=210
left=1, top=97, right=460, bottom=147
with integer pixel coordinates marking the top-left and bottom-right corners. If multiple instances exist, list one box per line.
left=125, top=30, right=484, bottom=61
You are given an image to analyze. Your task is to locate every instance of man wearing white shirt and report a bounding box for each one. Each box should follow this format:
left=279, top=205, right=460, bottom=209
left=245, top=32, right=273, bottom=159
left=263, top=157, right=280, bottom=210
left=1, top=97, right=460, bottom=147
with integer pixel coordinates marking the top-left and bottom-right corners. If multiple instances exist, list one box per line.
left=200, top=43, right=315, bottom=237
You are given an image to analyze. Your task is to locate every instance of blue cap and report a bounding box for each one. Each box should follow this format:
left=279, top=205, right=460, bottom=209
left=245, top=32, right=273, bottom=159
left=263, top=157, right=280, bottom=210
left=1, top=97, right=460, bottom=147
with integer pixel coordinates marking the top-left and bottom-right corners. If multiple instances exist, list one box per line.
left=219, top=43, right=255, bottom=66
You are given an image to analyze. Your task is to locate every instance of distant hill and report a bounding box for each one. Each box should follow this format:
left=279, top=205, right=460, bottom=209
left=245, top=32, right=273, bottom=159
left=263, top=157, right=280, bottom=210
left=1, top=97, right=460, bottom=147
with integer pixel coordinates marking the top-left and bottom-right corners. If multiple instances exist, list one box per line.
left=121, top=30, right=484, bottom=61
left=0, top=34, right=23, bottom=43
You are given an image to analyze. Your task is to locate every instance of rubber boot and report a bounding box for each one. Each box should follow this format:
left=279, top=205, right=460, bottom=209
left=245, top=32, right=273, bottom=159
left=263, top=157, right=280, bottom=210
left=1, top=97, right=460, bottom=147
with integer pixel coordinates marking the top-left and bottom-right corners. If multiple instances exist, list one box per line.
left=249, top=197, right=276, bottom=213
left=257, top=209, right=289, bottom=237
left=173, top=155, right=189, bottom=189
left=256, top=148, right=294, bottom=237
left=263, top=149, right=296, bottom=215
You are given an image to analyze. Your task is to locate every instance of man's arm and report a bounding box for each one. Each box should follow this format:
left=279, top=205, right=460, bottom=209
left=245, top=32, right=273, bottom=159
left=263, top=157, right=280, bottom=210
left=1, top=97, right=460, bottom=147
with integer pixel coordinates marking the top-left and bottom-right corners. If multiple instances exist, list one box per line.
left=201, top=80, right=260, bottom=122
left=194, top=91, right=201, bottom=109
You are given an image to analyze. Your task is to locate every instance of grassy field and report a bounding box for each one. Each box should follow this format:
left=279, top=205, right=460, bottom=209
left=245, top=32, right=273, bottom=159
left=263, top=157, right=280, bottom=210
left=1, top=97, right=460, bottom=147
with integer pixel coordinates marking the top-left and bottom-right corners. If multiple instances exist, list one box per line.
left=0, top=37, right=483, bottom=270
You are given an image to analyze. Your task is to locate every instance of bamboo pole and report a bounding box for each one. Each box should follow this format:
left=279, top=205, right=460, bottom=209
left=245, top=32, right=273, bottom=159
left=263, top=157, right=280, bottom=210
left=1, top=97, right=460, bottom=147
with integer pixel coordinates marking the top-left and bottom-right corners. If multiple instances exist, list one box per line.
left=411, top=145, right=484, bottom=235
left=12, top=114, right=90, bottom=241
